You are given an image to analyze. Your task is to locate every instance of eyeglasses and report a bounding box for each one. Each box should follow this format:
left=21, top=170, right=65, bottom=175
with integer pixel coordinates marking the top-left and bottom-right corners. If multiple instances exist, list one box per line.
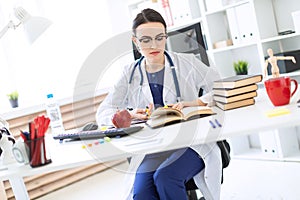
left=135, top=34, right=168, bottom=48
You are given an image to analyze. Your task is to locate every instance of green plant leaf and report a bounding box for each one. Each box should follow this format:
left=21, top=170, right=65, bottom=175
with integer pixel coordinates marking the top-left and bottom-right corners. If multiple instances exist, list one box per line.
left=233, top=60, right=248, bottom=74
left=7, top=91, right=19, bottom=100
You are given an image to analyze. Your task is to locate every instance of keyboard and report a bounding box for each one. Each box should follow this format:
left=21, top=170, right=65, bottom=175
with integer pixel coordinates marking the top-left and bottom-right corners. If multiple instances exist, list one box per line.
left=53, top=126, right=144, bottom=141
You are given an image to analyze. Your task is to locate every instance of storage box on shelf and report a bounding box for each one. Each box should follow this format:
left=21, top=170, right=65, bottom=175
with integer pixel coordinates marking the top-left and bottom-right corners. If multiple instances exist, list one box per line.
left=226, top=2, right=258, bottom=45
left=292, top=10, right=300, bottom=33
left=259, top=128, right=299, bottom=159
left=168, top=0, right=201, bottom=25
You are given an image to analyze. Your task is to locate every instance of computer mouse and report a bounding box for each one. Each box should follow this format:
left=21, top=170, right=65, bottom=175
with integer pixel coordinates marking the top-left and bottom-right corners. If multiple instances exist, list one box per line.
left=81, top=122, right=98, bottom=131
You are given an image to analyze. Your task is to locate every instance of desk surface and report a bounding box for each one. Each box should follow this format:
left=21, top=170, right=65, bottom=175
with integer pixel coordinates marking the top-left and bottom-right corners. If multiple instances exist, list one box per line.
left=1, top=88, right=300, bottom=181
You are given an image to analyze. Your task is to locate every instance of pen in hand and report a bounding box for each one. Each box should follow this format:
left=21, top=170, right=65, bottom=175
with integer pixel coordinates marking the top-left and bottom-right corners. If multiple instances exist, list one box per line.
left=145, top=103, right=153, bottom=118
left=145, top=106, right=150, bottom=116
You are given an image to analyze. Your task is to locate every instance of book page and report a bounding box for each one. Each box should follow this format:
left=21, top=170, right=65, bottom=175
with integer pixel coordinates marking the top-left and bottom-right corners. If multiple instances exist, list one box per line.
left=150, top=107, right=183, bottom=119
left=181, top=106, right=214, bottom=120
left=147, top=106, right=213, bottom=128
left=147, top=107, right=184, bottom=128
left=146, top=115, right=183, bottom=128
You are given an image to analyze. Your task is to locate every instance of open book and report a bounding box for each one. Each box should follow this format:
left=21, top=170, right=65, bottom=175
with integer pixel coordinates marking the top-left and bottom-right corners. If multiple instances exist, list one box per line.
left=146, top=106, right=214, bottom=128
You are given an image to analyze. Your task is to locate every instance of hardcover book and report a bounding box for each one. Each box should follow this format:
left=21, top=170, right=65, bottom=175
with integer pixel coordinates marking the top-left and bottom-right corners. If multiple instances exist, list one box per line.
left=146, top=106, right=214, bottom=128
left=213, top=84, right=258, bottom=97
left=215, top=98, right=255, bottom=111
left=213, top=91, right=258, bottom=104
left=213, top=74, right=262, bottom=89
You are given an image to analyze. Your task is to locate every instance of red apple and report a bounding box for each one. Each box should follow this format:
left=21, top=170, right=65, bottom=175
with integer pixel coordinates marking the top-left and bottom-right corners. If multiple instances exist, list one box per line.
left=111, top=109, right=132, bottom=128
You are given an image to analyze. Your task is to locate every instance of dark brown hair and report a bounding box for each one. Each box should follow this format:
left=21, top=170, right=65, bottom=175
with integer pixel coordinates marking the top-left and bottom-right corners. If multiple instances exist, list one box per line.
left=132, top=8, right=167, bottom=35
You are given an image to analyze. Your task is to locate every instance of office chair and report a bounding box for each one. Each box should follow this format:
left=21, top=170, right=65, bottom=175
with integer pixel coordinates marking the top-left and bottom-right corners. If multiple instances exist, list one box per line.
left=185, top=178, right=202, bottom=200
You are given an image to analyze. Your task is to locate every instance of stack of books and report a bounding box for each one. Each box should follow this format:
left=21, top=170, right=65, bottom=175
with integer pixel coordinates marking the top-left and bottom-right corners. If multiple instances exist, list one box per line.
left=213, top=74, right=263, bottom=110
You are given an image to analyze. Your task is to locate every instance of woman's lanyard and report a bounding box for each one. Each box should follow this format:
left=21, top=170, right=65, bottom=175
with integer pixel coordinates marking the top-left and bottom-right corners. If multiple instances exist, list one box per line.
left=129, top=51, right=181, bottom=102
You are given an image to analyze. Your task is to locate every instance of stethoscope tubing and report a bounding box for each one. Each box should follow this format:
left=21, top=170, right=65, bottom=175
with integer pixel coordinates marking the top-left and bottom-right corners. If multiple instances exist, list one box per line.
left=128, top=51, right=181, bottom=102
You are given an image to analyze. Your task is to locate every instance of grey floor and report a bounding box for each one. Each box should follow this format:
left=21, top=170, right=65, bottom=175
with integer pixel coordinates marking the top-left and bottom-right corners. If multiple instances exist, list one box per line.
left=37, top=158, right=300, bottom=200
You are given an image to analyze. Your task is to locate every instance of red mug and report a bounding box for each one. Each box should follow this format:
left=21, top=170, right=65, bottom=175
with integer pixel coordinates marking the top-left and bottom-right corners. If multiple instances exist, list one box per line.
left=264, top=76, right=298, bottom=106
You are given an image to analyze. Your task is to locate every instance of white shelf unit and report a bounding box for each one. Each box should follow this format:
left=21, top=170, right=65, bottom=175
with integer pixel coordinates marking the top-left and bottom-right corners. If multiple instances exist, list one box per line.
left=128, top=0, right=300, bottom=78
left=201, top=0, right=300, bottom=78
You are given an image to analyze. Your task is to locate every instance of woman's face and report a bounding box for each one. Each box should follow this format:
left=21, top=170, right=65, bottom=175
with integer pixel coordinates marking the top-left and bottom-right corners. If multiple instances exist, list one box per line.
left=133, top=22, right=167, bottom=63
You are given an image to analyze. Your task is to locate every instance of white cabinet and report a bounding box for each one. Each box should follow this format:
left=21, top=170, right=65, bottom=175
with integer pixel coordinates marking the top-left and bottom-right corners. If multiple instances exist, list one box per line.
left=226, top=3, right=258, bottom=44
left=168, top=0, right=201, bottom=24
left=228, top=127, right=300, bottom=162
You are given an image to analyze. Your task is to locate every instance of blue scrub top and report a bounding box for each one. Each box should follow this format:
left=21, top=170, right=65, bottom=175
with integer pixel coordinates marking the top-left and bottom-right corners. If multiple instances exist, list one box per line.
left=146, top=67, right=165, bottom=108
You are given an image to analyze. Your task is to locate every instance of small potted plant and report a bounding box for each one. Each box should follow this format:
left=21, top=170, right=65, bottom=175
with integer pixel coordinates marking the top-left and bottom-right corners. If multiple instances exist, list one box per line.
left=7, top=91, right=19, bottom=108
left=234, top=60, right=248, bottom=75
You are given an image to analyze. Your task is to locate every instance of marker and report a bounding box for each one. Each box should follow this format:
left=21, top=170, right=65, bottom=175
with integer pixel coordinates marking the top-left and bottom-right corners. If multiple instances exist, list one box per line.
left=209, top=120, right=216, bottom=128
left=215, top=119, right=222, bottom=127
left=145, top=106, right=150, bottom=116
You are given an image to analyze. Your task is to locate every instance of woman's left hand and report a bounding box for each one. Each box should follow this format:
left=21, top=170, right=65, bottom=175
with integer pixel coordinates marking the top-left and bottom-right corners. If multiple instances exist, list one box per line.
left=171, top=102, right=185, bottom=110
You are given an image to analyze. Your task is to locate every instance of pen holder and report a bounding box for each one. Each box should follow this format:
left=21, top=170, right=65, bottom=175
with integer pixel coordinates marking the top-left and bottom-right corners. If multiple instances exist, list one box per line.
left=26, top=136, right=52, bottom=168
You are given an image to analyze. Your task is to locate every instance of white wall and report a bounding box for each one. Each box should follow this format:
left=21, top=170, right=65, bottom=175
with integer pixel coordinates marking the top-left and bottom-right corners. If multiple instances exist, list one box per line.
left=0, top=0, right=132, bottom=112
left=272, top=0, right=300, bottom=32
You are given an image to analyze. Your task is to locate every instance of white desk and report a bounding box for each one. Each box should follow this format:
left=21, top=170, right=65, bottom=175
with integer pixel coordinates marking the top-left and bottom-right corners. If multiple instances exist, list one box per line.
left=1, top=88, right=300, bottom=200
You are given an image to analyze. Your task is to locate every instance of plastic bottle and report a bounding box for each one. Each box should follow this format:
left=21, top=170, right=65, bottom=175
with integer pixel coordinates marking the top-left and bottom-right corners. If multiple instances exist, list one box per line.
left=45, top=93, right=65, bottom=134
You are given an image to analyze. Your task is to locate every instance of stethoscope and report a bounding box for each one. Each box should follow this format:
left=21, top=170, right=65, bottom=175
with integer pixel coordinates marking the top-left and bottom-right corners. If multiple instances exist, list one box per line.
left=128, top=51, right=182, bottom=102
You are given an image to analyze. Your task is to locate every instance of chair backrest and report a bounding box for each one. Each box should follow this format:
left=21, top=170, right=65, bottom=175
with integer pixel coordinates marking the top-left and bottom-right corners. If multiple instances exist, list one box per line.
left=217, top=140, right=231, bottom=169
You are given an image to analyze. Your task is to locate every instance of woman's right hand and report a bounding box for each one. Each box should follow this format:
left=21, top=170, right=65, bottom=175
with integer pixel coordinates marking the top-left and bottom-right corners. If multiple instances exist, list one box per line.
left=130, top=103, right=153, bottom=120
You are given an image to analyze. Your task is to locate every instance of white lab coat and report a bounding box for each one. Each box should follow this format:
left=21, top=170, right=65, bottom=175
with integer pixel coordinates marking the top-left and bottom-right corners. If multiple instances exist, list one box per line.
left=96, top=52, right=222, bottom=200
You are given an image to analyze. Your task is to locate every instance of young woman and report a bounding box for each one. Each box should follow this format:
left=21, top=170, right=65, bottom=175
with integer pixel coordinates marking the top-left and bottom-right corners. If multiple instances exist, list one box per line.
left=96, top=8, right=222, bottom=200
